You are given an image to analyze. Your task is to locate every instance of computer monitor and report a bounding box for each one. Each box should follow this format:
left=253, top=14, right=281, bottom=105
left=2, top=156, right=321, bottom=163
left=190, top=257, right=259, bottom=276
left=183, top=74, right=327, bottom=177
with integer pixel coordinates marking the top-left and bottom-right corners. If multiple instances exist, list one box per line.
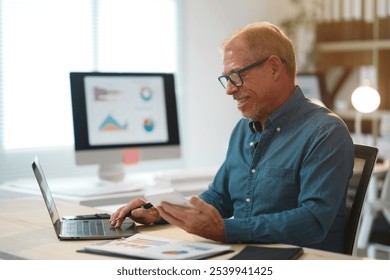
left=69, top=72, right=181, bottom=182
left=296, top=72, right=326, bottom=102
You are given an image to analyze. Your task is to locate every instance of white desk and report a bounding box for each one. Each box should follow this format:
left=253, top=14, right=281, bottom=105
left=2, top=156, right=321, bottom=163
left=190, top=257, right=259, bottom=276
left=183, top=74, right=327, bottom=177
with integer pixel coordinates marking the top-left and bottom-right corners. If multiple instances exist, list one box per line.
left=0, top=197, right=360, bottom=260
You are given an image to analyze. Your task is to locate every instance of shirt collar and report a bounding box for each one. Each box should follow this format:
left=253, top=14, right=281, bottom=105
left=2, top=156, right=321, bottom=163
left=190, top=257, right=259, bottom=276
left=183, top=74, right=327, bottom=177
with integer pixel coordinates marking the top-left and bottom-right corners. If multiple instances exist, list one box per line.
left=248, top=86, right=306, bottom=133
left=267, top=86, right=306, bottom=128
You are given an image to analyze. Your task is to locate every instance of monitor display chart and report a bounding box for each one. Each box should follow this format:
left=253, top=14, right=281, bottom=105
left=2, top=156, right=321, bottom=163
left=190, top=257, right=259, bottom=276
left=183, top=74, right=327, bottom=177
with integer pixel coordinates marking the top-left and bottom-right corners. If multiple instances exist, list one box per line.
left=70, top=72, right=181, bottom=183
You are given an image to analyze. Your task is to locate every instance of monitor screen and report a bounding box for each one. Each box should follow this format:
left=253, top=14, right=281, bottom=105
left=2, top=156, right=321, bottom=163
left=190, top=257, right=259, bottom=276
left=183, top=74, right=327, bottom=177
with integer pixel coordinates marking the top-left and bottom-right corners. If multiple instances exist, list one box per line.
left=69, top=72, right=181, bottom=182
left=296, top=73, right=325, bottom=102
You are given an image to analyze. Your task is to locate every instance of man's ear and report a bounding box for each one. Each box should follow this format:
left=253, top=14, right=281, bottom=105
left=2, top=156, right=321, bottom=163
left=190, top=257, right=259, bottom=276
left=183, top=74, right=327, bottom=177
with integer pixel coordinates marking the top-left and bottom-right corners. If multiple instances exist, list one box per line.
left=269, top=55, right=283, bottom=79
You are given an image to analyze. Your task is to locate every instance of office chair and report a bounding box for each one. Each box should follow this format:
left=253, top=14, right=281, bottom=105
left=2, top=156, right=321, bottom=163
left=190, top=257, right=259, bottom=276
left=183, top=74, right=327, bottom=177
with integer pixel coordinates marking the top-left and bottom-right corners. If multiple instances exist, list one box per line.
left=343, top=144, right=378, bottom=255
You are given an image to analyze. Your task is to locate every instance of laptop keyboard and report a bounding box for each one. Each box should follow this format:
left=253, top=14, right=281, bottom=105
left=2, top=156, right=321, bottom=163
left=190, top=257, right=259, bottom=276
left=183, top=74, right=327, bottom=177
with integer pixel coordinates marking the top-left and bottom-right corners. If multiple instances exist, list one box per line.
left=64, top=220, right=105, bottom=236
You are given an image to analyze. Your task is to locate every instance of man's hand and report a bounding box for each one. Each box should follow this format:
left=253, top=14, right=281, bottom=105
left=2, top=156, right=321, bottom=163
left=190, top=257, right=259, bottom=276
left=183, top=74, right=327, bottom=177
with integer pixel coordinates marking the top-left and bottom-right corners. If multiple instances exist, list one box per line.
left=110, top=198, right=161, bottom=227
left=157, top=196, right=225, bottom=242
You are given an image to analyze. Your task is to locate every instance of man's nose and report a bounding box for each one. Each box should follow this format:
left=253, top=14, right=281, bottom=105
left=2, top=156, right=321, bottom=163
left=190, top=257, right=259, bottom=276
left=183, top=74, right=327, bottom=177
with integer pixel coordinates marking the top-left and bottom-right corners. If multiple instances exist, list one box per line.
left=225, top=81, right=238, bottom=95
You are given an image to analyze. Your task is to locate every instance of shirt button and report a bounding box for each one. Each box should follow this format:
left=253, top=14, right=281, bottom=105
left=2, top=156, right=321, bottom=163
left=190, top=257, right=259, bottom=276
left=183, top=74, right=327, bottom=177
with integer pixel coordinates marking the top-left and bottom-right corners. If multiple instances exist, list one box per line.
left=246, top=198, right=251, bottom=203
left=250, top=141, right=254, bottom=147
left=277, top=127, right=281, bottom=132
left=251, top=169, right=256, bottom=174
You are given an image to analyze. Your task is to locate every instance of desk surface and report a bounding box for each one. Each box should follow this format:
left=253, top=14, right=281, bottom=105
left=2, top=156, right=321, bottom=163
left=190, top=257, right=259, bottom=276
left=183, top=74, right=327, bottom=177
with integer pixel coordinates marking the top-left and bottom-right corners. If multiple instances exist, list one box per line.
left=0, top=197, right=359, bottom=260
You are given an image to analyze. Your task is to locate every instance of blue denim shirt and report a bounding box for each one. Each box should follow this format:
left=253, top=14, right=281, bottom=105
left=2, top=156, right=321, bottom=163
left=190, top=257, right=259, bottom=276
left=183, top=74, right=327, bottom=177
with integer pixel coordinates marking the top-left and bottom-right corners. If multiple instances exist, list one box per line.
left=200, top=86, right=354, bottom=253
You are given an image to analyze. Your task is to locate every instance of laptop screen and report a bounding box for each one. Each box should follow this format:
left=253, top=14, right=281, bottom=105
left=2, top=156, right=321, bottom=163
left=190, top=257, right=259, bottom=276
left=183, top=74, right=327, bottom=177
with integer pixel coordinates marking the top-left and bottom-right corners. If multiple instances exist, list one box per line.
left=32, top=158, right=62, bottom=236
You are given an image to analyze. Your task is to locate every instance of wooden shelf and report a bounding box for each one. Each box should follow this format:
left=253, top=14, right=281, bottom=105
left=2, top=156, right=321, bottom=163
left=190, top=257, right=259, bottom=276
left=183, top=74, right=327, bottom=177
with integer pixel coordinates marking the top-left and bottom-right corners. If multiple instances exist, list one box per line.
left=317, top=40, right=390, bottom=52
left=313, top=3, right=390, bottom=110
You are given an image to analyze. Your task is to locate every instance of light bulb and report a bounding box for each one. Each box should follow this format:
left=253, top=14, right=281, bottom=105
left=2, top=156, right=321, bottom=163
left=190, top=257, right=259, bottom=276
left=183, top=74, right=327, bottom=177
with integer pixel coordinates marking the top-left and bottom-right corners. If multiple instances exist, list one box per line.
left=351, top=85, right=380, bottom=113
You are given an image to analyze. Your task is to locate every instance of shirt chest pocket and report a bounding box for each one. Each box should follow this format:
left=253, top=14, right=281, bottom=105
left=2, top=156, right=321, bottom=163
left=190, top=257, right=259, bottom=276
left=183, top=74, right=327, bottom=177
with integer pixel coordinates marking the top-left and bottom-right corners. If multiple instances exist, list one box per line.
left=259, top=167, right=298, bottom=210
left=263, top=167, right=296, bottom=180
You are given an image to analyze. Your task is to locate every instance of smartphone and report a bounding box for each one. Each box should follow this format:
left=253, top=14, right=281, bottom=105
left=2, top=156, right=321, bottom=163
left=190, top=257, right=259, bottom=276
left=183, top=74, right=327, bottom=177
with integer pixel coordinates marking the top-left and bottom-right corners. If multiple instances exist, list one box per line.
left=144, top=188, right=193, bottom=207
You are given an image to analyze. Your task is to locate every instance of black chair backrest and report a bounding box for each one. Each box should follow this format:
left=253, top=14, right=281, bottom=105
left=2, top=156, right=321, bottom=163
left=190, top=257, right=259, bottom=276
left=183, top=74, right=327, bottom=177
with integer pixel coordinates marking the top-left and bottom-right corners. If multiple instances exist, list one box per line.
left=344, top=144, right=378, bottom=255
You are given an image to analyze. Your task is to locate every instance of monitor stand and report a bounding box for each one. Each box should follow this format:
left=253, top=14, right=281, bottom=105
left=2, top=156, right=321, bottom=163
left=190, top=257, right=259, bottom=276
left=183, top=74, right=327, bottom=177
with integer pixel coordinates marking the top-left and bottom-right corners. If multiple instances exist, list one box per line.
left=98, top=163, right=125, bottom=182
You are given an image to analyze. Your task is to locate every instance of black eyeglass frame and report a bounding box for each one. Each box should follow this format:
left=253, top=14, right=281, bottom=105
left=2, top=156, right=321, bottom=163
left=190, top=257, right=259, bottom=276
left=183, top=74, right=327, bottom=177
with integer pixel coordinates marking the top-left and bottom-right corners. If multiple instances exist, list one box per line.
left=218, top=56, right=285, bottom=89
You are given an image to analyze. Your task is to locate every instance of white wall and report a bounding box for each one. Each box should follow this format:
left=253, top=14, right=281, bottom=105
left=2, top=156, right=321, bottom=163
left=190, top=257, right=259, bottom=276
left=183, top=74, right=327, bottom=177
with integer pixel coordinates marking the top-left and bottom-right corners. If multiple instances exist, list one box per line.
left=177, top=0, right=288, bottom=169
left=0, top=0, right=296, bottom=181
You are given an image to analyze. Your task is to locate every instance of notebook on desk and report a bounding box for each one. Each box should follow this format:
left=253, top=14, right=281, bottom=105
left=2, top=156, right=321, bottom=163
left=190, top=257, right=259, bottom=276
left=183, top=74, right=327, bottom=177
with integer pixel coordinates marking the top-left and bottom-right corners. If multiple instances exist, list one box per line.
left=230, top=245, right=303, bottom=260
left=32, top=157, right=137, bottom=240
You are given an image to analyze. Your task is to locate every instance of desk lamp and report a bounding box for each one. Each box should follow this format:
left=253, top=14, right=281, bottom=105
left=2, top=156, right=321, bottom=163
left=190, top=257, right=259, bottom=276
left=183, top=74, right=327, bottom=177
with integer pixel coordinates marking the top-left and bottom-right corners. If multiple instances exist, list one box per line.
left=351, top=82, right=381, bottom=144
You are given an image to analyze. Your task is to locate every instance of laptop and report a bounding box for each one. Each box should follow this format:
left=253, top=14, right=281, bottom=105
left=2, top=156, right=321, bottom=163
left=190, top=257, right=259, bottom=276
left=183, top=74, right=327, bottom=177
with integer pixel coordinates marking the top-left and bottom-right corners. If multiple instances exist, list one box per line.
left=32, top=157, right=138, bottom=240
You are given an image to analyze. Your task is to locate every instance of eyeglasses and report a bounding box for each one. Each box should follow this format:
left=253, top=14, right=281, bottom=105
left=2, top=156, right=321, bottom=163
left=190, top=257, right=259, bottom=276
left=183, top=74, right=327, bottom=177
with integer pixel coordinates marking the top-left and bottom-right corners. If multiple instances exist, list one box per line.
left=218, top=56, right=270, bottom=89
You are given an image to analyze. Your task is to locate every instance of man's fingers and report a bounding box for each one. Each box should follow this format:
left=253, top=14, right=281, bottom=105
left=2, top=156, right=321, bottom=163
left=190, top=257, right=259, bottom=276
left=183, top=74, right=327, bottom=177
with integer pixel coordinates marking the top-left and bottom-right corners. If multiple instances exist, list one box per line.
left=189, top=195, right=208, bottom=209
left=109, top=198, right=147, bottom=226
left=157, top=205, right=185, bottom=228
